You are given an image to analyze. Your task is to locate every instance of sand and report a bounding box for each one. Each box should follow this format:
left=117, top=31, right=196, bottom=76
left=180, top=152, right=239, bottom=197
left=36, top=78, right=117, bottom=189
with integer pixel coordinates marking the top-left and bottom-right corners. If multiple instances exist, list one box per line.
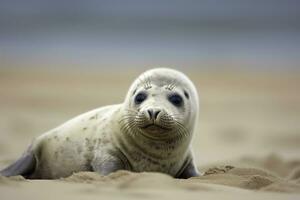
left=0, top=68, right=300, bottom=200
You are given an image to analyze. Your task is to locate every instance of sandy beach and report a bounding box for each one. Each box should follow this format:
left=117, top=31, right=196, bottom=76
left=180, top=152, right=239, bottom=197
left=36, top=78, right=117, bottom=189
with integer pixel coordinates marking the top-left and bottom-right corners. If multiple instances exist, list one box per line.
left=0, top=68, right=300, bottom=199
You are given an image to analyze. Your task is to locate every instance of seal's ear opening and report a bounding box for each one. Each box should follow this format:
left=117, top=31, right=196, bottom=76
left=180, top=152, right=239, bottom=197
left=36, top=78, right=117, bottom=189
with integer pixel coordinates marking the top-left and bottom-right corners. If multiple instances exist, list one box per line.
left=0, top=148, right=36, bottom=179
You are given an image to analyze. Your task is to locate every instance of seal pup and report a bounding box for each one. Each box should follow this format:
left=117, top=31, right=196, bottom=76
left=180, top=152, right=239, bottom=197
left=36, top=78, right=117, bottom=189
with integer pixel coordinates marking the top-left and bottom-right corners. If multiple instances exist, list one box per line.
left=0, top=68, right=200, bottom=179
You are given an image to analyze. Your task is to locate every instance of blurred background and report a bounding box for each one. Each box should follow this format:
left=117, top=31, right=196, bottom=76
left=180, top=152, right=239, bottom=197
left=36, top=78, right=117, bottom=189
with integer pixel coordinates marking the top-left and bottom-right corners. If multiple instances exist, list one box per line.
left=0, top=0, right=300, bottom=70
left=0, top=0, right=299, bottom=169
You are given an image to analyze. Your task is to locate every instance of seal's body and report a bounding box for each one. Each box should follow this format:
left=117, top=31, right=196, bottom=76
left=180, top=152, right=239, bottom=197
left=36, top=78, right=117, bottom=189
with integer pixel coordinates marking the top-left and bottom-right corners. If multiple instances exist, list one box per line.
left=0, top=68, right=200, bottom=179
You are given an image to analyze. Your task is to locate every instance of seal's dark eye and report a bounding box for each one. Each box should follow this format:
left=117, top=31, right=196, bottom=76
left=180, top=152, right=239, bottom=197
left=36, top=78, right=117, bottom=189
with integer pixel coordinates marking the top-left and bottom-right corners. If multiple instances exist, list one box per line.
left=168, top=94, right=183, bottom=107
left=134, top=92, right=147, bottom=104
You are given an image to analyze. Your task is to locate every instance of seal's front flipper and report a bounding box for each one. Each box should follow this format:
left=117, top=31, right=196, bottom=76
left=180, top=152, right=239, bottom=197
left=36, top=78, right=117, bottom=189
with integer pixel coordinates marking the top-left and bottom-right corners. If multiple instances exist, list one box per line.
left=92, top=154, right=129, bottom=176
left=176, top=160, right=200, bottom=179
left=0, top=149, right=36, bottom=178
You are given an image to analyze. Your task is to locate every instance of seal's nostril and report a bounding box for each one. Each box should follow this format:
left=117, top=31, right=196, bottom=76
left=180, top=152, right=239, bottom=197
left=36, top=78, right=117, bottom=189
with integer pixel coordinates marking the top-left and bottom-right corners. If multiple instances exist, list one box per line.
left=154, top=110, right=161, bottom=120
left=147, top=109, right=161, bottom=120
left=147, top=109, right=153, bottom=119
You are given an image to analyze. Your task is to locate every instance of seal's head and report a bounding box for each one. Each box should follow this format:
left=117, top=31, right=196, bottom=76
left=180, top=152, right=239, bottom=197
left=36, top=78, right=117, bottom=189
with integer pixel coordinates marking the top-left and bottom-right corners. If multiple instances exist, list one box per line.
left=122, top=68, right=199, bottom=141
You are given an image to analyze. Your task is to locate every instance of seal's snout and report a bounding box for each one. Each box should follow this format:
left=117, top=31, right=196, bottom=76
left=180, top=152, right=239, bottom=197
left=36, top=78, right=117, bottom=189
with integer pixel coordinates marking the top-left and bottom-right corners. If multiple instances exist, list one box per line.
left=146, top=108, right=161, bottom=121
left=135, top=108, right=175, bottom=135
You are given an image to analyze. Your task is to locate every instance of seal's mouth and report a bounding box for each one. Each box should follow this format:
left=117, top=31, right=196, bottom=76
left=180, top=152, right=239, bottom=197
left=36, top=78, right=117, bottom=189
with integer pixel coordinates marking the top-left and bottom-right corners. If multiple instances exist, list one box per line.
left=141, top=123, right=171, bottom=134
left=142, top=123, right=169, bottom=130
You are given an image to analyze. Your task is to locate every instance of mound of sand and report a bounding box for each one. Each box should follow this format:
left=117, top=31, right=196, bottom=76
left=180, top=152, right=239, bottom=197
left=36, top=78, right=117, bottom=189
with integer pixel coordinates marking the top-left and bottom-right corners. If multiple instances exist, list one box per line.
left=197, top=166, right=300, bottom=193
left=2, top=159, right=300, bottom=200
left=61, top=163, right=300, bottom=193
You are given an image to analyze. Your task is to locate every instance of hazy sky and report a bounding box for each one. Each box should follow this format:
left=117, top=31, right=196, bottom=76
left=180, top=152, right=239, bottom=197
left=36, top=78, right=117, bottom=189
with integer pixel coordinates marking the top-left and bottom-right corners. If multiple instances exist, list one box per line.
left=0, top=0, right=299, bottom=70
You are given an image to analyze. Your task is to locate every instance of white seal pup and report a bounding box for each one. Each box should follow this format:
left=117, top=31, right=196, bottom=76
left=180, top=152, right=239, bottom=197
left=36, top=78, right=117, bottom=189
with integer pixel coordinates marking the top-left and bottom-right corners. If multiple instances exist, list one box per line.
left=0, top=68, right=200, bottom=179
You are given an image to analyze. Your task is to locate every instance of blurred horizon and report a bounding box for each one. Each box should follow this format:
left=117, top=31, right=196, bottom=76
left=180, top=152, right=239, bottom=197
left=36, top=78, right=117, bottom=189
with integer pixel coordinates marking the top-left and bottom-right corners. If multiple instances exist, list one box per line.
left=0, top=0, right=300, bottom=70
